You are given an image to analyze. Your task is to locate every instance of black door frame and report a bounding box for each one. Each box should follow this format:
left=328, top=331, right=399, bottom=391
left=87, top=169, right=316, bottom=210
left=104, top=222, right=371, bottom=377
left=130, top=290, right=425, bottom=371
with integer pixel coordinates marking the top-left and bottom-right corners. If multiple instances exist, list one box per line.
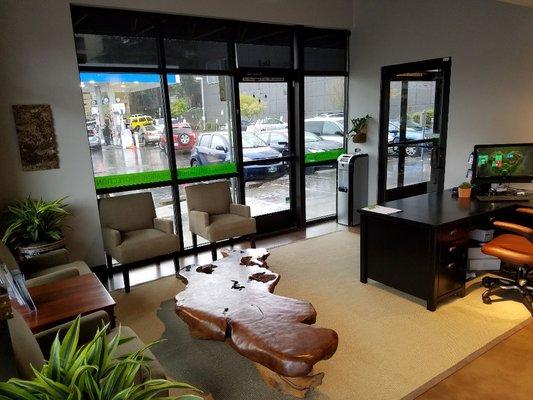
left=378, top=58, right=451, bottom=203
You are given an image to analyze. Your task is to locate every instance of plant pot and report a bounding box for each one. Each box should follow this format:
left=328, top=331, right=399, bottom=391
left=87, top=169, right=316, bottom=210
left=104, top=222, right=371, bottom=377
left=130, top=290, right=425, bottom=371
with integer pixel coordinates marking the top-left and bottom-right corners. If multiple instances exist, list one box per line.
left=352, top=131, right=367, bottom=143
left=18, top=238, right=66, bottom=259
left=458, top=187, right=472, bottom=199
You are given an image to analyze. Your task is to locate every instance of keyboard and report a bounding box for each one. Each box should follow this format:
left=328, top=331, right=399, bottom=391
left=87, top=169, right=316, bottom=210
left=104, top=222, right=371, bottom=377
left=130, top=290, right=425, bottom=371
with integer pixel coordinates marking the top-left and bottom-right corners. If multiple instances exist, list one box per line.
left=476, top=194, right=531, bottom=202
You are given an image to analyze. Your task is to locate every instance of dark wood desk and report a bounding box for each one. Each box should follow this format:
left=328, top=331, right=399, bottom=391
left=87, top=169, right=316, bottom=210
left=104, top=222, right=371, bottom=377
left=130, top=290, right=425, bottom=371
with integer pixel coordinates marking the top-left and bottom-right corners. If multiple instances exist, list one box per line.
left=359, top=190, right=531, bottom=311
left=14, top=273, right=116, bottom=333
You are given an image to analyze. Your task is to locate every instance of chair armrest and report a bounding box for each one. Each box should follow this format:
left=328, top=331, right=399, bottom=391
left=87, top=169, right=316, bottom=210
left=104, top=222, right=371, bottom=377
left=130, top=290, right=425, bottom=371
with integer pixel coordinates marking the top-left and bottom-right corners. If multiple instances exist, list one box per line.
left=230, top=203, right=251, bottom=218
left=101, top=227, right=122, bottom=250
left=19, top=248, right=70, bottom=271
left=35, top=311, right=110, bottom=357
left=154, top=218, right=174, bottom=234
left=26, top=267, right=80, bottom=288
left=189, top=210, right=210, bottom=233
left=494, top=221, right=533, bottom=236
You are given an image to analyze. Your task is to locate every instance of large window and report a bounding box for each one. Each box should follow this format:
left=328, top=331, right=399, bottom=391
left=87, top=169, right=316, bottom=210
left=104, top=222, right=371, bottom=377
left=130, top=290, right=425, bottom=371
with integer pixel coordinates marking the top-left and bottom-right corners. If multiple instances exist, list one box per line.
left=72, top=5, right=349, bottom=250
left=304, top=76, right=346, bottom=221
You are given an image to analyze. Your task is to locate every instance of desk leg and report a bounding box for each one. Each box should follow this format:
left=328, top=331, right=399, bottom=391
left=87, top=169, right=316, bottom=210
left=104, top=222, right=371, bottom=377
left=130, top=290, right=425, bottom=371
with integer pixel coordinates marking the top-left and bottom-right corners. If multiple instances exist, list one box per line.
left=427, top=299, right=437, bottom=312
left=106, top=306, right=117, bottom=329
left=360, top=215, right=368, bottom=283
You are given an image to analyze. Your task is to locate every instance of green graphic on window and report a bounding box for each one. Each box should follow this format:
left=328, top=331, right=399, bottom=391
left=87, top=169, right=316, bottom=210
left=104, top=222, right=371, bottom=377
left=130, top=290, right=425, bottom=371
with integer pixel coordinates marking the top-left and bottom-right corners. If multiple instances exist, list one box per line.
left=177, top=162, right=237, bottom=180
left=304, top=148, right=344, bottom=164
left=94, top=170, right=172, bottom=190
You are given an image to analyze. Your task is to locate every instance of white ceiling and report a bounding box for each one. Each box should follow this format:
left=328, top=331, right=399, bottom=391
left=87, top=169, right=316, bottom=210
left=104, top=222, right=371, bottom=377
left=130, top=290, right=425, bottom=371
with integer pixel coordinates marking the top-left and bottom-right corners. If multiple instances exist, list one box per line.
left=497, top=0, right=533, bottom=7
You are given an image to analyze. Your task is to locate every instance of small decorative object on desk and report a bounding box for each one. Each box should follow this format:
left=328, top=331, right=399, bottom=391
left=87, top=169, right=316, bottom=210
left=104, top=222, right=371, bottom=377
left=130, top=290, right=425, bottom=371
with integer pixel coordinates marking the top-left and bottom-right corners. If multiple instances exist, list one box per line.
left=361, top=204, right=402, bottom=215
left=1, top=196, right=69, bottom=259
left=458, top=181, right=472, bottom=198
left=349, top=114, right=372, bottom=143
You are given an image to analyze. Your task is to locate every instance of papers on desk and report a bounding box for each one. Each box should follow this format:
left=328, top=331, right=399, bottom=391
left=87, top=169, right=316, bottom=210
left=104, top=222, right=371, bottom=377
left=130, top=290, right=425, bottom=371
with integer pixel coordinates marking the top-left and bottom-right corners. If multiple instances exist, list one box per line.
left=361, top=205, right=402, bottom=215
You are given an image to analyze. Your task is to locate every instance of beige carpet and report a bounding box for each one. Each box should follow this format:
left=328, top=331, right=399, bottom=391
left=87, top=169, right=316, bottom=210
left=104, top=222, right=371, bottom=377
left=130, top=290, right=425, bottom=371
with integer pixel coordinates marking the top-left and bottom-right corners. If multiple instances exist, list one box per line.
left=113, top=231, right=531, bottom=399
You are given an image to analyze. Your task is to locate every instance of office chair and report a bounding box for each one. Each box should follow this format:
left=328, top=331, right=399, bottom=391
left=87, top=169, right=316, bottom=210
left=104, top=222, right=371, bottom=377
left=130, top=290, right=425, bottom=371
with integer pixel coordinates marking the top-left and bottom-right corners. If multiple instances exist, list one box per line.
left=481, top=207, right=533, bottom=315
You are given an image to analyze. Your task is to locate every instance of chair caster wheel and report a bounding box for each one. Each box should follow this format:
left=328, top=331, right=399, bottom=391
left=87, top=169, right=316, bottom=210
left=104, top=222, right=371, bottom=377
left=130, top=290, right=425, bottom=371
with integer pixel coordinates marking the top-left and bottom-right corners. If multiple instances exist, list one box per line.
left=482, top=296, right=492, bottom=304
left=482, top=277, right=492, bottom=288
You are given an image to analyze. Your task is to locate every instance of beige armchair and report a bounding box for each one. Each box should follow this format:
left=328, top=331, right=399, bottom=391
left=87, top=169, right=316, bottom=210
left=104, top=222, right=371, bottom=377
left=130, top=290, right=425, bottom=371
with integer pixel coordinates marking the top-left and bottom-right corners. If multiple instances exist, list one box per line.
left=98, top=192, right=180, bottom=292
left=185, top=180, right=256, bottom=260
left=0, top=241, right=90, bottom=288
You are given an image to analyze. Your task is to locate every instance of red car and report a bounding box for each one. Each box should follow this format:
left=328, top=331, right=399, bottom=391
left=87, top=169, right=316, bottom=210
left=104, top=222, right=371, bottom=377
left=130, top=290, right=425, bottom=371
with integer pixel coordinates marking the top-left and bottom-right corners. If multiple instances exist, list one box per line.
left=159, top=122, right=197, bottom=153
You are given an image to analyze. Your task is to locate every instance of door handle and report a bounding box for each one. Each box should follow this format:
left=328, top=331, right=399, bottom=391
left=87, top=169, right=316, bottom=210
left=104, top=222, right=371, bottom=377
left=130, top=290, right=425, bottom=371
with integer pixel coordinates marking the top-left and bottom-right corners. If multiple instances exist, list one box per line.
left=338, top=186, right=348, bottom=193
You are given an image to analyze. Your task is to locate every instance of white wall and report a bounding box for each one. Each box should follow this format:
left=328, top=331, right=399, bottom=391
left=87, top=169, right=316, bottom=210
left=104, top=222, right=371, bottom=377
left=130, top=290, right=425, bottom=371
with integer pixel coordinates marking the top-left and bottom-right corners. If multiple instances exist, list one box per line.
left=0, top=0, right=353, bottom=267
left=348, top=0, right=533, bottom=202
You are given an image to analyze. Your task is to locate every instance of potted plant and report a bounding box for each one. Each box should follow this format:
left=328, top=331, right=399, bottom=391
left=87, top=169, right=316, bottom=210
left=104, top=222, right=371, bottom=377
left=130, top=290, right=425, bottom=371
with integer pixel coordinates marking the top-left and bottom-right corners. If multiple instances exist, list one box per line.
left=458, top=182, right=472, bottom=198
left=349, top=114, right=372, bottom=143
left=0, top=316, right=202, bottom=399
left=1, top=196, right=70, bottom=258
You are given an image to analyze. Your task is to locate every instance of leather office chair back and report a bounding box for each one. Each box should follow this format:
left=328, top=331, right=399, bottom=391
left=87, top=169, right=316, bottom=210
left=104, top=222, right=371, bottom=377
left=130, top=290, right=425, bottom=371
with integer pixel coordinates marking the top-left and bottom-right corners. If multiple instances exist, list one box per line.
left=99, top=192, right=156, bottom=232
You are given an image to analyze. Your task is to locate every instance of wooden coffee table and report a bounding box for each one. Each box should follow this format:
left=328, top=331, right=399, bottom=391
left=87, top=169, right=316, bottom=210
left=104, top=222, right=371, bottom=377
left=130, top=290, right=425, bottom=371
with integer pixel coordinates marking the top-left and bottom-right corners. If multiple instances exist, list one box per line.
left=175, top=248, right=338, bottom=398
left=14, top=273, right=116, bottom=333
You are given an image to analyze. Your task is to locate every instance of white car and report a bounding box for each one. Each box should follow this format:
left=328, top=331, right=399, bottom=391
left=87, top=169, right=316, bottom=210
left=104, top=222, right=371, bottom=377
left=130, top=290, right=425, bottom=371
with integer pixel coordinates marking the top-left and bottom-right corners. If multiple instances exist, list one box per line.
left=304, top=116, right=345, bottom=144
left=247, top=117, right=288, bottom=133
left=154, top=118, right=166, bottom=134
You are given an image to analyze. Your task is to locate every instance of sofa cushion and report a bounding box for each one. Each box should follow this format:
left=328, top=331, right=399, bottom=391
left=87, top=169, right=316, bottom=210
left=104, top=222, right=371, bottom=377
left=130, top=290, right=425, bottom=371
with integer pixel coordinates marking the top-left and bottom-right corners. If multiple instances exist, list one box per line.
left=205, top=213, right=257, bottom=242
left=108, top=325, right=167, bottom=381
left=109, top=228, right=180, bottom=264
left=0, top=241, right=19, bottom=270
left=8, top=310, right=45, bottom=380
left=99, top=192, right=156, bottom=232
left=26, top=260, right=91, bottom=281
left=185, top=181, right=231, bottom=216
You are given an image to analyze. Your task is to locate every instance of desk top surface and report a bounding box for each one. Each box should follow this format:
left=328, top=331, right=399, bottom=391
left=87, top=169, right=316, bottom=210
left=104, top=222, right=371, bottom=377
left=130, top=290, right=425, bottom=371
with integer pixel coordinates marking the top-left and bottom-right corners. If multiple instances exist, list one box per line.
left=359, top=189, right=532, bottom=227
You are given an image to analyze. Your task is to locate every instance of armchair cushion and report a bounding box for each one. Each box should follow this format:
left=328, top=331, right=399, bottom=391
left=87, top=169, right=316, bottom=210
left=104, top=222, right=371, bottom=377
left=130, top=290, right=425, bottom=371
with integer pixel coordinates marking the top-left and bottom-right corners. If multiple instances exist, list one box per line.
left=102, top=226, right=122, bottom=250
left=99, top=192, right=156, bottom=233
left=189, top=210, right=210, bottom=236
left=26, top=267, right=80, bottom=288
left=108, top=228, right=180, bottom=264
left=35, top=311, right=110, bottom=358
left=19, top=248, right=70, bottom=271
left=8, top=310, right=46, bottom=380
left=230, top=203, right=251, bottom=218
left=108, top=325, right=167, bottom=381
left=185, top=180, right=231, bottom=215
left=154, top=218, right=174, bottom=235
left=205, top=213, right=256, bottom=242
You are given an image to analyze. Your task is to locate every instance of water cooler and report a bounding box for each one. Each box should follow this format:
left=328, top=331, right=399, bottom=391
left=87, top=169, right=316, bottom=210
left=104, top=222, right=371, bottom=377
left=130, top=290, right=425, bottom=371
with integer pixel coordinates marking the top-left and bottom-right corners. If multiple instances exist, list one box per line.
left=337, top=153, right=368, bottom=226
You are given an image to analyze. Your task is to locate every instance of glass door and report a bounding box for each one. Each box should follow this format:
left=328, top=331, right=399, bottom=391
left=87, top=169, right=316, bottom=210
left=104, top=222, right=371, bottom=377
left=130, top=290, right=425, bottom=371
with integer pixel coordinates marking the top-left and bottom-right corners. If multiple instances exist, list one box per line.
left=237, top=78, right=294, bottom=231
left=378, top=58, right=451, bottom=202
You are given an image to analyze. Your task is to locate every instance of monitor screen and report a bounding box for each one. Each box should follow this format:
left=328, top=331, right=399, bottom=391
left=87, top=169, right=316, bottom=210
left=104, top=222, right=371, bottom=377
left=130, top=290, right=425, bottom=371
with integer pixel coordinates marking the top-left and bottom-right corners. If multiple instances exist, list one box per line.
left=473, top=143, right=533, bottom=183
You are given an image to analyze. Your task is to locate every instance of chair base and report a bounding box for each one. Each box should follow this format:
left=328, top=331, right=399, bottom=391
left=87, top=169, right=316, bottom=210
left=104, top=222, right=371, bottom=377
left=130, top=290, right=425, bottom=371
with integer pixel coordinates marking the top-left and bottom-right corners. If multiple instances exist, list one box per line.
left=105, top=252, right=181, bottom=293
left=481, top=265, right=533, bottom=316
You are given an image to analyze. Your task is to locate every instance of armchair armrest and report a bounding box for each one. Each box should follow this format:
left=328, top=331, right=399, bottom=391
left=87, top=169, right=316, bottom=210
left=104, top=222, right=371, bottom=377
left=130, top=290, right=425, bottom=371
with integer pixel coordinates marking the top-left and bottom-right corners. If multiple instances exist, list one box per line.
left=26, top=267, right=79, bottom=288
left=154, top=218, right=174, bottom=234
left=35, top=311, right=110, bottom=357
left=19, top=248, right=69, bottom=271
left=101, top=227, right=122, bottom=250
left=189, top=210, right=210, bottom=234
left=517, top=207, right=533, bottom=216
left=230, top=203, right=251, bottom=218
left=494, top=221, right=533, bottom=237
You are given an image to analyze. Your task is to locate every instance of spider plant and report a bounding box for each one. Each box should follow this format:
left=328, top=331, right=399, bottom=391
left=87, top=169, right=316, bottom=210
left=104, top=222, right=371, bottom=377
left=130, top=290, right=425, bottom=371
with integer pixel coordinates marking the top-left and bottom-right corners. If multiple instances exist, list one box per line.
left=1, top=196, right=70, bottom=249
left=0, top=316, right=202, bottom=400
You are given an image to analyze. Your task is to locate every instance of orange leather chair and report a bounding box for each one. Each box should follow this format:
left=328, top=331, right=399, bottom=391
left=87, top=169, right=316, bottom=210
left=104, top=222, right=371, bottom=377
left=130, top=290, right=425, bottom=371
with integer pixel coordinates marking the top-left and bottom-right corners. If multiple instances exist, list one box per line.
left=481, top=207, right=533, bottom=315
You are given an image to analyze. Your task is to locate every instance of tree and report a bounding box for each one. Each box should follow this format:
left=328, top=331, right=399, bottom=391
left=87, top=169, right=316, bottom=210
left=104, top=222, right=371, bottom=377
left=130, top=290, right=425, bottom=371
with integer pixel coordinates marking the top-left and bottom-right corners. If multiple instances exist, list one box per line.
left=170, top=98, right=189, bottom=118
left=239, top=93, right=265, bottom=121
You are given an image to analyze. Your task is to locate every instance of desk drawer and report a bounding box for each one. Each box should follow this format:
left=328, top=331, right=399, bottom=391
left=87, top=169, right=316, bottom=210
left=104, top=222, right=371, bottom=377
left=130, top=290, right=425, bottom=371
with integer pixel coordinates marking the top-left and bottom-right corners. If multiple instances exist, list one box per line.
left=437, top=224, right=469, bottom=242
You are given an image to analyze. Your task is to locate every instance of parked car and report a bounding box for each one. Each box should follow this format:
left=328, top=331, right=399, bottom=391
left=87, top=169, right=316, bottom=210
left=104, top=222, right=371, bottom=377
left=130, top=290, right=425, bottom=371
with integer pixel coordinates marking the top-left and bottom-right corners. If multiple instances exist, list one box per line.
left=318, top=112, right=344, bottom=118
left=154, top=118, right=166, bottom=134
left=87, top=126, right=101, bottom=151
left=304, top=116, right=345, bottom=144
left=138, top=124, right=161, bottom=146
left=387, top=120, right=433, bottom=157
left=190, top=132, right=285, bottom=181
left=128, top=115, right=154, bottom=131
left=255, top=129, right=341, bottom=157
left=159, top=122, right=197, bottom=152
left=247, top=117, right=288, bottom=134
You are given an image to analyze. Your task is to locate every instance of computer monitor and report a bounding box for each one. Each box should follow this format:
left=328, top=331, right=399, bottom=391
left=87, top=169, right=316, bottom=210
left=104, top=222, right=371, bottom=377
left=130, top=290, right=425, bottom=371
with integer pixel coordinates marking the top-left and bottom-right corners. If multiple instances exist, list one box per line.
left=472, top=143, right=533, bottom=184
